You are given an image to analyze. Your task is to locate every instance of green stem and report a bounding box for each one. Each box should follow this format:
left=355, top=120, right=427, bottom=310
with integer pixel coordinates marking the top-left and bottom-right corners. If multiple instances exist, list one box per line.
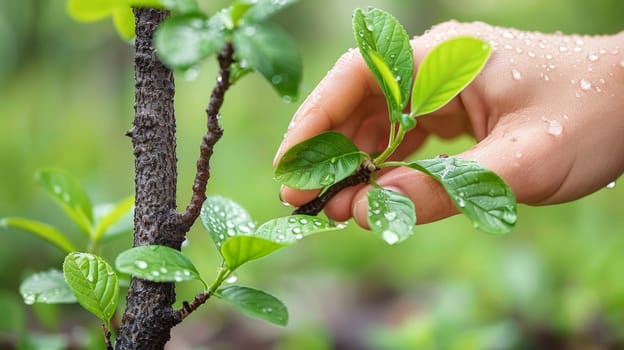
left=374, top=124, right=407, bottom=164
left=378, top=161, right=408, bottom=168
left=208, top=265, right=232, bottom=292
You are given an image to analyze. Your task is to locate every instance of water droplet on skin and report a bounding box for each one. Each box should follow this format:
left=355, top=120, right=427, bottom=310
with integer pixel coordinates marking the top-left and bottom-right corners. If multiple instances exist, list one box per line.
left=559, top=46, right=568, bottom=52
left=382, top=230, right=400, bottom=245
left=545, top=54, right=553, bottom=60
left=575, top=38, right=585, bottom=46
left=515, top=47, right=523, bottom=54
left=135, top=260, right=148, bottom=269
left=527, top=51, right=536, bottom=58
left=587, top=52, right=599, bottom=62
left=542, top=117, right=563, bottom=136
left=511, top=69, right=522, bottom=80
left=502, top=31, right=514, bottom=39
left=606, top=181, right=616, bottom=189
left=515, top=151, right=523, bottom=158
left=619, top=59, right=624, bottom=68
left=579, top=78, right=592, bottom=91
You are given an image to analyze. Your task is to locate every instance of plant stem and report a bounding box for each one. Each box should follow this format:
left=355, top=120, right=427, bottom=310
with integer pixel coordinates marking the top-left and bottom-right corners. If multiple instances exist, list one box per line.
left=374, top=124, right=407, bottom=164
left=208, top=266, right=232, bottom=293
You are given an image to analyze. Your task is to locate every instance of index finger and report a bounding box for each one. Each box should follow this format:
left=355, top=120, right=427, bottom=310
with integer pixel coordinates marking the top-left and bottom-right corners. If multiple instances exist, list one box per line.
left=273, top=48, right=383, bottom=166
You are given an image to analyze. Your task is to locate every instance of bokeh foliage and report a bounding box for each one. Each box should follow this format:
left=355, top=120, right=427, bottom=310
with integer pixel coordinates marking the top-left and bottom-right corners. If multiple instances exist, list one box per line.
left=1, top=0, right=623, bottom=348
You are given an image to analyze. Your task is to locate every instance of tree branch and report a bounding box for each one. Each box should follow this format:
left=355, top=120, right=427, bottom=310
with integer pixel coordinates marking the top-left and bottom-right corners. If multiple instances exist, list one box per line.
left=180, top=42, right=234, bottom=229
left=293, top=161, right=377, bottom=215
left=177, top=291, right=212, bottom=321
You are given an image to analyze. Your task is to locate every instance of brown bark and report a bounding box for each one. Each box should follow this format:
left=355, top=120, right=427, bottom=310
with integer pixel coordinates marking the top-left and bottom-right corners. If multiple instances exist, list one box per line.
left=115, top=8, right=182, bottom=349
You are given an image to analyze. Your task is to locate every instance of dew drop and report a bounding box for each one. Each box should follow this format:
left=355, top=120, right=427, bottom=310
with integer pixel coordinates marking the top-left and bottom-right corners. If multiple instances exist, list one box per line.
left=587, top=52, right=599, bottom=62
left=135, top=260, right=148, bottom=269
left=174, top=276, right=183, bottom=282
left=183, top=269, right=191, bottom=276
left=358, top=30, right=365, bottom=37
left=288, top=217, right=297, bottom=224
left=23, top=294, right=36, bottom=305
left=53, top=185, right=62, bottom=194
left=160, top=267, right=168, bottom=274
left=151, top=270, right=160, bottom=277
left=262, top=307, right=273, bottom=313
left=606, top=181, right=616, bottom=189
left=184, top=67, right=200, bottom=81
left=295, top=233, right=303, bottom=240
left=298, top=218, right=308, bottom=225
left=62, top=193, right=71, bottom=202
left=456, top=197, right=466, bottom=208
left=292, top=227, right=302, bottom=234
left=579, top=78, right=592, bottom=91
left=238, top=225, right=251, bottom=233
left=383, top=212, right=397, bottom=221
left=226, top=275, right=238, bottom=284
left=271, top=75, right=283, bottom=85
left=244, top=26, right=256, bottom=36
left=382, top=230, right=399, bottom=245
left=320, top=173, right=335, bottom=186
left=511, top=69, right=522, bottom=80
left=313, top=219, right=323, bottom=227
left=281, top=95, right=293, bottom=103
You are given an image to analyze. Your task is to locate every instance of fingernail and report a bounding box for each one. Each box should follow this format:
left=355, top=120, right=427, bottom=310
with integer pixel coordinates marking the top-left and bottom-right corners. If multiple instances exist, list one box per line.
left=278, top=186, right=292, bottom=207
left=353, top=196, right=369, bottom=228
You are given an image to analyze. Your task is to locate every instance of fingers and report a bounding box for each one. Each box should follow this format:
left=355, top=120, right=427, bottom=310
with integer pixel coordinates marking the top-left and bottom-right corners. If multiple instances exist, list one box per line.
left=273, top=49, right=382, bottom=166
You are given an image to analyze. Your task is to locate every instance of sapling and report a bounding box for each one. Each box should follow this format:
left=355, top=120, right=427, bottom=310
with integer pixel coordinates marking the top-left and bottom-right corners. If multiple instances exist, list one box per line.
left=275, top=8, right=517, bottom=244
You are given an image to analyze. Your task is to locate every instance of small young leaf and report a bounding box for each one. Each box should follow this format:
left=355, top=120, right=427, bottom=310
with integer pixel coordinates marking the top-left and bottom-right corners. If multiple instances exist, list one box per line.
left=275, top=131, right=366, bottom=190
left=200, top=196, right=256, bottom=252
left=215, top=285, right=288, bottom=326
left=220, top=215, right=339, bottom=270
left=353, top=8, right=414, bottom=116
left=35, top=169, right=94, bottom=236
left=115, top=245, right=202, bottom=284
left=154, top=14, right=226, bottom=69
left=20, top=269, right=77, bottom=305
left=367, top=188, right=416, bottom=245
left=112, top=6, right=135, bottom=41
left=63, top=253, right=119, bottom=327
left=233, top=22, right=302, bottom=100
left=408, top=157, right=517, bottom=234
left=0, top=217, right=77, bottom=253
left=411, top=37, right=491, bottom=116
left=242, top=0, right=299, bottom=23
left=93, top=196, right=134, bottom=242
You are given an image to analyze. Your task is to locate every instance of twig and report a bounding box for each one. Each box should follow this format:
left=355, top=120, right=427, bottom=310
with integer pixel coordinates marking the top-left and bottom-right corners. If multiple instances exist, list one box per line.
left=180, top=43, right=234, bottom=229
left=102, top=324, right=113, bottom=350
left=293, top=161, right=377, bottom=215
left=177, top=291, right=211, bottom=320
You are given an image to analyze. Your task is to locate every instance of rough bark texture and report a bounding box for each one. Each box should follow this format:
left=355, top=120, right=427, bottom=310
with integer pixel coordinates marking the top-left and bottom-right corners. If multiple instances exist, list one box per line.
left=115, top=8, right=182, bottom=349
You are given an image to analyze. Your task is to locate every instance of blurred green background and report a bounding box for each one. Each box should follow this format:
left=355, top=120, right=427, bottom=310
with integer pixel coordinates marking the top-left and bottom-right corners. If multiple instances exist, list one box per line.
left=1, top=0, right=623, bottom=349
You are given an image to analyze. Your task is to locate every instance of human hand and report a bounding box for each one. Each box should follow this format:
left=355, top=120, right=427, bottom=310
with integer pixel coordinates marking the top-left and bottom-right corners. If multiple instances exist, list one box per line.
left=274, top=21, right=624, bottom=228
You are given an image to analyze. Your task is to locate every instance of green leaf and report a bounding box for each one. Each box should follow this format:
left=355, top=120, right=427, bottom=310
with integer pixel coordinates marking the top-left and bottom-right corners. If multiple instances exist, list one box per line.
left=115, top=245, right=202, bottom=284
left=63, top=253, right=119, bottom=327
left=93, top=196, right=134, bottom=242
left=353, top=8, right=414, bottom=117
left=0, top=217, right=77, bottom=253
left=215, top=285, right=288, bottom=326
left=275, top=131, right=366, bottom=190
left=67, top=0, right=123, bottom=22
left=221, top=215, right=338, bottom=270
left=35, top=169, right=93, bottom=236
left=20, top=270, right=77, bottom=305
left=367, top=188, right=416, bottom=245
left=154, top=14, right=226, bottom=69
left=241, top=0, right=299, bottom=23
left=408, top=157, right=517, bottom=234
left=156, top=0, right=199, bottom=14
left=233, top=22, right=302, bottom=100
left=411, top=37, right=491, bottom=116
left=112, top=6, right=135, bottom=41
left=200, top=196, right=256, bottom=252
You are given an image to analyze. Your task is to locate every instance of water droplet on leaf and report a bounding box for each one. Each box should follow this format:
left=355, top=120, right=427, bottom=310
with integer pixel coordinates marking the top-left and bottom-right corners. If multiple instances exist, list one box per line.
left=382, top=230, right=399, bottom=245
left=226, top=275, right=238, bottom=284
left=384, top=212, right=397, bottom=221
left=606, top=181, right=616, bottom=189
left=135, top=260, right=148, bottom=269
left=320, top=173, right=335, bottom=186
